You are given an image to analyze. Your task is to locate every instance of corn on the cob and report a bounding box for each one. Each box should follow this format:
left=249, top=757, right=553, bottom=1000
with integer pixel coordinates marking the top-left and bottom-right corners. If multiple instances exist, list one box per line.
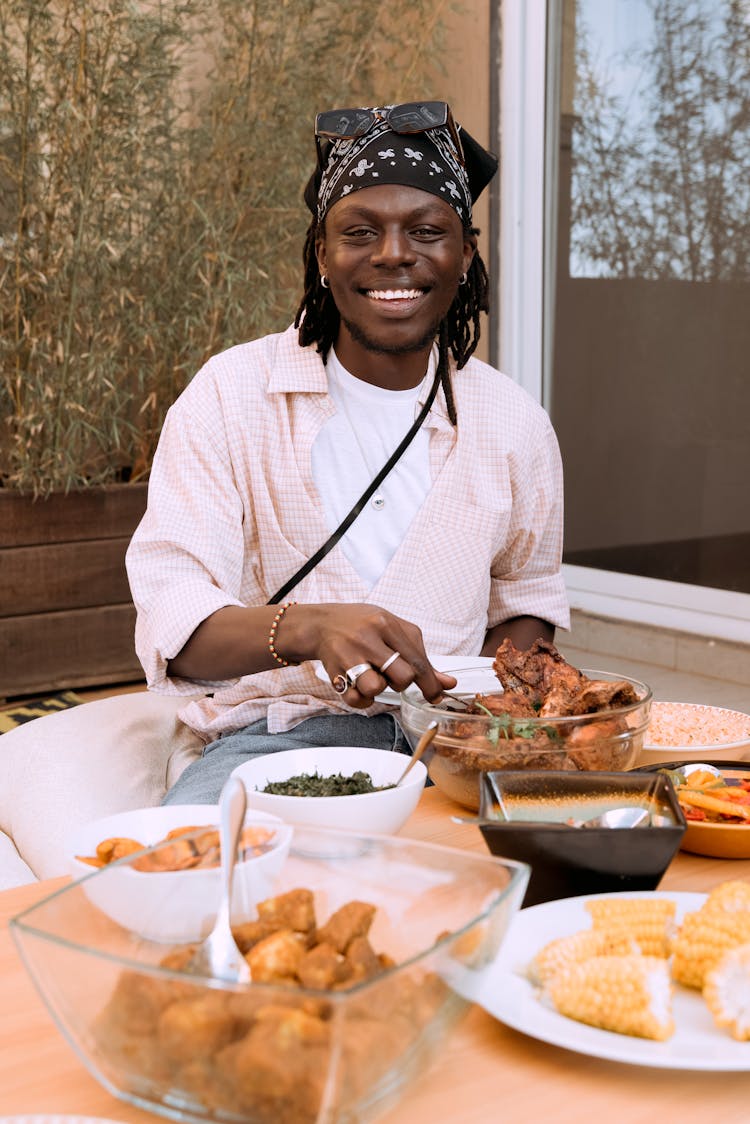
left=527, top=928, right=638, bottom=987
left=703, top=942, right=750, bottom=1040
left=546, top=954, right=674, bottom=1040
left=704, top=881, right=750, bottom=914
left=585, top=898, right=676, bottom=957
left=671, top=908, right=750, bottom=989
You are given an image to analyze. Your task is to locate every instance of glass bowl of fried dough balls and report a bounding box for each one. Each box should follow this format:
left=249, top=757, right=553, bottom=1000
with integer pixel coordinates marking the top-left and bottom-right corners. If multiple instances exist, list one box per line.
left=10, top=824, right=529, bottom=1124
left=400, top=640, right=653, bottom=810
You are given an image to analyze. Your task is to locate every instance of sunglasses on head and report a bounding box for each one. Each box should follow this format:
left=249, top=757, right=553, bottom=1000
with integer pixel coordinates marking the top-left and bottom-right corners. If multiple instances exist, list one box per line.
left=314, top=101, right=465, bottom=168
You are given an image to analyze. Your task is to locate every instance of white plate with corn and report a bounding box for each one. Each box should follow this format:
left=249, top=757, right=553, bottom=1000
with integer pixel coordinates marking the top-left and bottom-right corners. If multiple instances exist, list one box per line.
left=468, top=887, right=750, bottom=1068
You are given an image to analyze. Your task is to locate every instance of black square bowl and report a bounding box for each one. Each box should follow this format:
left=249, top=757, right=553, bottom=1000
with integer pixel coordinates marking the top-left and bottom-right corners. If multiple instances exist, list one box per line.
left=476, top=770, right=686, bottom=908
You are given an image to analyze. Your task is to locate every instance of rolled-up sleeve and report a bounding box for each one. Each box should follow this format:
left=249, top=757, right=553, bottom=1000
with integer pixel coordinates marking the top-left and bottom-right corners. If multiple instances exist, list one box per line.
left=487, top=411, right=569, bottom=631
left=126, top=368, right=251, bottom=693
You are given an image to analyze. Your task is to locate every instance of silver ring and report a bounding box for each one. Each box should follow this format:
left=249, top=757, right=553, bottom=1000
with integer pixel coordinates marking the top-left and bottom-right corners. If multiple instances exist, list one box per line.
left=379, top=651, right=400, bottom=674
left=344, top=662, right=373, bottom=689
left=332, top=662, right=372, bottom=693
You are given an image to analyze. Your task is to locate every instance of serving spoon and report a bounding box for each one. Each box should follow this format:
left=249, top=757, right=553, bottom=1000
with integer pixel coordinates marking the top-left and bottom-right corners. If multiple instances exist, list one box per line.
left=453, top=806, right=651, bottom=829
left=184, top=775, right=251, bottom=983
left=568, top=806, right=650, bottom=829
left=396, top=720, right=439, bottom=786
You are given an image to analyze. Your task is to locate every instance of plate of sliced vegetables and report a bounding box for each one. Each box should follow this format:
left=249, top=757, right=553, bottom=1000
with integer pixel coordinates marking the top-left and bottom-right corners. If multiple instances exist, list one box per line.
left=637, top=760, right=750, bottom=858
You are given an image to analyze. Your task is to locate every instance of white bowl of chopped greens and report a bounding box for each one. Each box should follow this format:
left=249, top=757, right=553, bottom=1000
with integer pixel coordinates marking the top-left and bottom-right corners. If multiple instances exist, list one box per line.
left=231, top=746, right=427, bottom=834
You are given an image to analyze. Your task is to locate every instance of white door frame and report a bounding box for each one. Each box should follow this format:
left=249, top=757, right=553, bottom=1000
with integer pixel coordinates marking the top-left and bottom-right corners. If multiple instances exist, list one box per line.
left=496, top=0, right=750, bottom=645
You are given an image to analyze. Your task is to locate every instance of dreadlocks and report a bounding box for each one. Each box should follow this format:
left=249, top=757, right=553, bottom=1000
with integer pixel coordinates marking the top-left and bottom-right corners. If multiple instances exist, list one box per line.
left=293, top=217, right=489, bottom=425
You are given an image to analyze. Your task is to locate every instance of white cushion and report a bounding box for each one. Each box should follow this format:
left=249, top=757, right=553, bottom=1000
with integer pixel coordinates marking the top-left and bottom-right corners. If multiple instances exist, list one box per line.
left=0, top=831, right=36, bottom=890
left=0, top=692, right=203, bottom=882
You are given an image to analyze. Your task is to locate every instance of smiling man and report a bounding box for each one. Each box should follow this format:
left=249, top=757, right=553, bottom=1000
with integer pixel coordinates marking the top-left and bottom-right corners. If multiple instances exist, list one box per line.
left=126, top=101, right=570, bottom=803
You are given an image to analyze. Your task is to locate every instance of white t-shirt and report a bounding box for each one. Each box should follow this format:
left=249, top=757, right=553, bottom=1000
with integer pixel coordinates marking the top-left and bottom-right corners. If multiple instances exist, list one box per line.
left=311, top=349, right=434, bottom=589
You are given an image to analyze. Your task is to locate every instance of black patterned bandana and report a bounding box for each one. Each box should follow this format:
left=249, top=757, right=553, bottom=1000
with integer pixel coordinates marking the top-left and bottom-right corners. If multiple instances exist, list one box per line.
left=315, top=114, right=474, bottom=225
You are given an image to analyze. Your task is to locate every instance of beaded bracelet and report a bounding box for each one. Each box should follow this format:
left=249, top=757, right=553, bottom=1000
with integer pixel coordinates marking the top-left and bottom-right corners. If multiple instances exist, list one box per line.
left=268, top=601, right=298, bottom=667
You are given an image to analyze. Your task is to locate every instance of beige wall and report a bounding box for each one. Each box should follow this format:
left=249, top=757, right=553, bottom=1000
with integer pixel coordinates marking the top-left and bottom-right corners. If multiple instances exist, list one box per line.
left=427, top=0, right=493, bottom=361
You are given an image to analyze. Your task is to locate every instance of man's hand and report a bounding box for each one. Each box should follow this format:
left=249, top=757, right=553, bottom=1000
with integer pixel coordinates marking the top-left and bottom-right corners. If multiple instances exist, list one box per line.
left=168, top=601, right=457, bottom=707
left=299, top=603, right=457, bottom=709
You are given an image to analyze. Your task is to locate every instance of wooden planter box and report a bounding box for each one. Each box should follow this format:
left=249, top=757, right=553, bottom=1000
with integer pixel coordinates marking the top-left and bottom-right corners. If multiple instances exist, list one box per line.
left=0, top=483, right=148, bottom=699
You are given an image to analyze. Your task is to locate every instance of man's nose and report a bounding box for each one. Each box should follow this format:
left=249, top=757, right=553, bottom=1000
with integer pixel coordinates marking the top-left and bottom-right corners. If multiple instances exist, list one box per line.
left=370, top=229, right=416, bottom=266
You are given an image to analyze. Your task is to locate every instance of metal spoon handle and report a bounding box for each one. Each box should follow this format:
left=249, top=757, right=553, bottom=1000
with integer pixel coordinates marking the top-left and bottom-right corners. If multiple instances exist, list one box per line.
left=396, top=720, right=438, bottom=786
left=217, top=776, right=246, bottom=927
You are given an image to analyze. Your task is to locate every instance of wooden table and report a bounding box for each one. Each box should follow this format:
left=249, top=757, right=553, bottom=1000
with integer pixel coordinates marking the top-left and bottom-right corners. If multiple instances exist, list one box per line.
left=2, top=788, right=749, bottom=1123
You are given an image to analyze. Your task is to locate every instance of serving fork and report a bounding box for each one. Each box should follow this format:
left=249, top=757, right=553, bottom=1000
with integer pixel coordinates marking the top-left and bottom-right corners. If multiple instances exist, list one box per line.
left=184, top=776, right=251, bottom=983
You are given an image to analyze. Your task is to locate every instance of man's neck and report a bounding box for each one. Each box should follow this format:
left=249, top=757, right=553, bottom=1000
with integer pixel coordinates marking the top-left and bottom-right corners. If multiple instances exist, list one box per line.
left=333, top=336, right=433, bottom=390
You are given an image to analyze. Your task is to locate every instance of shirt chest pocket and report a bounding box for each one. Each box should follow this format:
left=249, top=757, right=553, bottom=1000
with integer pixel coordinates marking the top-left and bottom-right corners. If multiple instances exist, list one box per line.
left=410, top=494, right=511, bottom=627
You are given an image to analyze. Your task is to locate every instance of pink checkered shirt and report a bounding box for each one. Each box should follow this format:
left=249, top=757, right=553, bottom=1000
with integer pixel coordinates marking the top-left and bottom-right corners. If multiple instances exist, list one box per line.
left=126, top=325, right=569, bottom=740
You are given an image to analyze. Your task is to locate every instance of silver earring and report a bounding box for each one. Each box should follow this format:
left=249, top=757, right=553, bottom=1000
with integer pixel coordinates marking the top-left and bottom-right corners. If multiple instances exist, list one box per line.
left=320, top=275, right=330, bottom=289
left=458, top=272, right=468, bottom=286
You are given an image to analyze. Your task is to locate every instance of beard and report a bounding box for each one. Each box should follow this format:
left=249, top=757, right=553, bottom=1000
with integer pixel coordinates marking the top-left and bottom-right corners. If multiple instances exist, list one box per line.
left=338, top=312, right=442, bottom=356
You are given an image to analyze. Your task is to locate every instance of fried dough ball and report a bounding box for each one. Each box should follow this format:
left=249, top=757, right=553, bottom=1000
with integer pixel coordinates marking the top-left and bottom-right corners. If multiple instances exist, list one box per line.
left=256, top=888, right=316, bottom=934
left=217, top=1005, right=329, bottom=1123
left=297, top=940, right=351, bottom=990
left=157, top=992, right=240, bottom=1067
left=246, top=928, right=307, bottom=983
left=344, top=935, right=383, bottom=983
left=316, top=901, right=376, bottom=953
left=231, top=918, right=283, bottom=954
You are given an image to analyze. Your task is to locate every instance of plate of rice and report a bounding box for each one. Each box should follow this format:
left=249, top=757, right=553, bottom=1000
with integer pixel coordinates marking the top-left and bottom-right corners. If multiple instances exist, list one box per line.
left=635, top=701, right=750, bottom=767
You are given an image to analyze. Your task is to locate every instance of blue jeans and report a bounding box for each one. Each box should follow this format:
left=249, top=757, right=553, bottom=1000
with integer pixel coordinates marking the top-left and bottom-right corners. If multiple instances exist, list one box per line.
left=162, top=712, right=412, bottom=805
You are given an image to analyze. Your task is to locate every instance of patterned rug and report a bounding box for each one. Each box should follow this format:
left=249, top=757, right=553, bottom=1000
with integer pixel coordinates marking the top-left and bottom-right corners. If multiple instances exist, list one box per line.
left=0, top=690, right=83, bottom=734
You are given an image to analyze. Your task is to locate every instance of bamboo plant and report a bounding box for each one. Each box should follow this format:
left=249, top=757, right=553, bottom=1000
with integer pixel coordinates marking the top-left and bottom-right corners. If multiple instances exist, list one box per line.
left=0, top=0, right=451, bottom=496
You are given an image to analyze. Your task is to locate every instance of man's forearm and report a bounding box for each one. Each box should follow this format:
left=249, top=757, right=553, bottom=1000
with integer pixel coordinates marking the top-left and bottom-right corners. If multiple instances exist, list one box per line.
left=166, top=605, right=289, bottom=681
left=481, top=615, right=555, bottom=656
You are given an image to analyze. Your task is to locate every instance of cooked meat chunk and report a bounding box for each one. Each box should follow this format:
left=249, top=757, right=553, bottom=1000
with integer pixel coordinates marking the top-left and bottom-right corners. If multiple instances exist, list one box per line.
left=570, top=679, right=638, bottom=714
left=491, top=640, right=637, bottom=720
left=493, top=638, right=584, bottom=700
left=469, top=689, right=536, bottom=718
left=538, top=681, right=583, bottom=717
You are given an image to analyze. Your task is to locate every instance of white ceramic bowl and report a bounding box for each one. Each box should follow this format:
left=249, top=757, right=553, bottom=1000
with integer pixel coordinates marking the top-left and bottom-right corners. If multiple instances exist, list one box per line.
left=635, top=701, right=750, bottom=767
left=232, top=746, right=427, bottom=834
left=68, top=804, right=293, bottom=943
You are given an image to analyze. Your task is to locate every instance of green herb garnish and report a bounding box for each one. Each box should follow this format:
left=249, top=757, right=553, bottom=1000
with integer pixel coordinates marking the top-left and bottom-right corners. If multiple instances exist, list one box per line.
left=261, top=770, right=395, bottom=797
left=472, top=701, right=541, bottom=746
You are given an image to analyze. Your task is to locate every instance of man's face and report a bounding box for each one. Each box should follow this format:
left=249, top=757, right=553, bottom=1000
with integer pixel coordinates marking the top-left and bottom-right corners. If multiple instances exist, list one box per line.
left=316, top=184, right=475, bottom=381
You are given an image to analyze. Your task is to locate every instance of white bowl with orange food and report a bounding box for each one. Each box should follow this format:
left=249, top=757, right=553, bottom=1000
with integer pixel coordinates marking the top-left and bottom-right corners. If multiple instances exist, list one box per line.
left=68, top=804, right=293, bottom=943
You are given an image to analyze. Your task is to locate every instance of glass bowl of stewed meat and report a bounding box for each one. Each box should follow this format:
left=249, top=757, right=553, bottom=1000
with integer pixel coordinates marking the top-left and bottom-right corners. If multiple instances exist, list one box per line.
left=399, top=640, right=653, bottom=810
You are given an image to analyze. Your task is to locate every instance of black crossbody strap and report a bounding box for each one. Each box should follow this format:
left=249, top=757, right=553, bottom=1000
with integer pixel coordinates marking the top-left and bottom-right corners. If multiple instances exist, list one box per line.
left=267, top=368, right=441, bottom=605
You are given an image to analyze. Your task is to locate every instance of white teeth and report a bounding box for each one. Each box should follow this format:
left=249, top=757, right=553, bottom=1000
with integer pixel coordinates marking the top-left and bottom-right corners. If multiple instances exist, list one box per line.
left=367, top=289, right=421, bottom=301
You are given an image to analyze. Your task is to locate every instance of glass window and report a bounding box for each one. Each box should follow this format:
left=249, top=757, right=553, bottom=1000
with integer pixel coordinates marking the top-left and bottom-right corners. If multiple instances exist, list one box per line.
left=550, top=0, right=750, bottom=595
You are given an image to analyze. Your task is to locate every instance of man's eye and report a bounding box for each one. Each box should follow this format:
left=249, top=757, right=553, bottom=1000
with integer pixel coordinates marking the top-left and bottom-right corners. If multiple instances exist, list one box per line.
left=413, top=227, right=442, bottom=238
